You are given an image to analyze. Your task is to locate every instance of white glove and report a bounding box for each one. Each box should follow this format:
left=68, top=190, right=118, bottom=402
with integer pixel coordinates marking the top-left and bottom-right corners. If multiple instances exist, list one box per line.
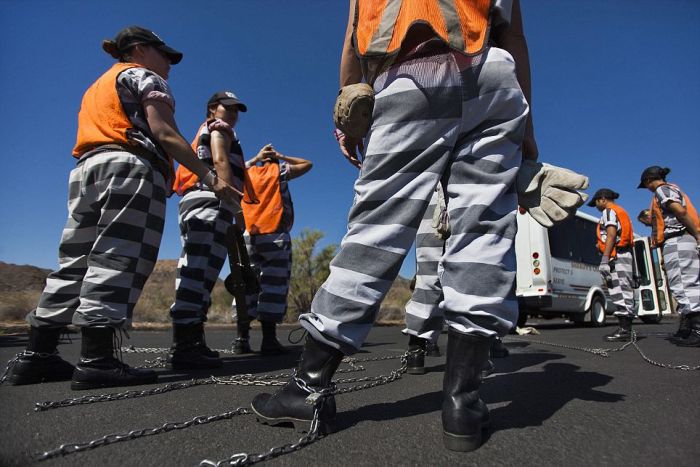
left=517, top=160, right=590, bottom=228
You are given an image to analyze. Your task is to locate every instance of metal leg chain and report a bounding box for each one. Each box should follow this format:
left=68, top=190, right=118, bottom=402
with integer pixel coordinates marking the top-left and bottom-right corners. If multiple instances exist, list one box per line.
left=200, top=352, right=409, bottom=467
left=0, top=352, right=22, bottom=384
left=37, top=408, right=251, bottom=461
left=505, top=331, right=700, bottom=371
left=34, top=352, right=409, bottom=465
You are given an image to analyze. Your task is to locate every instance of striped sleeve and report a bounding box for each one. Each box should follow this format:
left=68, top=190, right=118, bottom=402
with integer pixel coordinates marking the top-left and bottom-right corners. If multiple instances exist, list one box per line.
left=655, top=185, right=683, bottom=207
left=602, top=208, right=618, bottom=228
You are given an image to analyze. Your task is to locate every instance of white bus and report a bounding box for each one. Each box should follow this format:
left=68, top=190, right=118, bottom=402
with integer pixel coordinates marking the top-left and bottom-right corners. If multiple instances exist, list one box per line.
left=515, top=209, right=671, bottom=327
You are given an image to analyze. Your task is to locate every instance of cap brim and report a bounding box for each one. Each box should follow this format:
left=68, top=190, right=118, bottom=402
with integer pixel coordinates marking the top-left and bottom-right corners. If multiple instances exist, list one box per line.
left=586, top=198, right=598, bottom=207
left=218, top=98, right=247, bottom=112
left=157, top=44, right=183, bottom=64
left=637, top=181, right=646, bottom=189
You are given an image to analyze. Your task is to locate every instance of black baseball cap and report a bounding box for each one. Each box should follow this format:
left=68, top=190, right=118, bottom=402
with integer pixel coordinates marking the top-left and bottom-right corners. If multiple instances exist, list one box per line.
left=207, top=91, right=247, bottom=112
left=637, top=166, right=667, bottom=188
left=586, top=188, right=619, bottom=207
left=102, top=26, right=183, bottom=64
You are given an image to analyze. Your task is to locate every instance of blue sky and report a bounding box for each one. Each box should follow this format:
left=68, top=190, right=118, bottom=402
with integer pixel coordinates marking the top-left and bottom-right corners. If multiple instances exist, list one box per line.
left=1, top=0, right=698, bottom=279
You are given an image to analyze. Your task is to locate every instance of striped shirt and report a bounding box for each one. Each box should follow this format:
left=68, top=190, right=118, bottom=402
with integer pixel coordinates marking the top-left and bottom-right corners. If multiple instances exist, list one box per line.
left=654, top=184, right=687, bottom=236
left=116, top=67, right=175, bottom=164
left=599, top=208, right=622, bottom=246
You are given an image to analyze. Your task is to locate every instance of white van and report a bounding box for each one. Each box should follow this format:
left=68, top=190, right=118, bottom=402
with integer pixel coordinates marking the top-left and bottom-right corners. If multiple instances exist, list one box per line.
left=515, top=209, right=671, bottom=327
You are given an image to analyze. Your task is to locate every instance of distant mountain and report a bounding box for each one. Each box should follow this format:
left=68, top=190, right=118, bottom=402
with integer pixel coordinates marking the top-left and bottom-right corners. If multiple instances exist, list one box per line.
left=0, top=260, right=412, bottom=324
left=0, top=262, right=52, bottom=292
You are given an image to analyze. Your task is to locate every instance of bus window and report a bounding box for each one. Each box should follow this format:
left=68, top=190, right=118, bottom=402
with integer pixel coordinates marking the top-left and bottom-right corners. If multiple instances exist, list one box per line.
left=634, top=241, right=651, bottom=286
left=548, top=217, right=580, bottom=260
left=576, top=218, right=600, bottom=265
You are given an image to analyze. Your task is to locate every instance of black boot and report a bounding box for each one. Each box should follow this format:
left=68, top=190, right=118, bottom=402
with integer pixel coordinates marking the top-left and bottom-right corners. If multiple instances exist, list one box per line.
left=442, top=329, right=493, bottom=452
left=604, top=315, right=633, bottom=342
left=251, top=335, right=344, bottom=433
left=406, top=335, right=426, bottom=375
left=672, top=314, right=691, bottom=339
left=490, top=337, right=509, bottom=358
left=260, top=320, right=289, bottom=355
left=425, top=340, right=441, bottom=357
left=233, top=321, right=253, bottom=354
left=167, top=323, right=222, bottom=369
left=5, top=326, right=74, bottom=385
left=71, top=327, right=158, bottom=390
left=671, top=312, right=700, bottom=347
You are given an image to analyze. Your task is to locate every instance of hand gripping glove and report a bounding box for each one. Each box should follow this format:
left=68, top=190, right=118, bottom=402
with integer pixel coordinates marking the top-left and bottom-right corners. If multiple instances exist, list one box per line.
left=517, top=160, right=590, bottom=228
left=333, top=83, right=375, bottom=139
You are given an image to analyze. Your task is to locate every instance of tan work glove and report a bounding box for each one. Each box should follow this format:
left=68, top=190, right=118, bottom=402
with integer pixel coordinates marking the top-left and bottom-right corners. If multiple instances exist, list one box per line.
left=517, top=160, right=590, bottom=228
left=333, top=83, right=375, bottom=139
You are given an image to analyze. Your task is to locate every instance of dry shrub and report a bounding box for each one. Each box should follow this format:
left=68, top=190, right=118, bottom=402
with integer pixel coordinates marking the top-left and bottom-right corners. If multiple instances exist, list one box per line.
left=0, top=291, right=41, bottom=321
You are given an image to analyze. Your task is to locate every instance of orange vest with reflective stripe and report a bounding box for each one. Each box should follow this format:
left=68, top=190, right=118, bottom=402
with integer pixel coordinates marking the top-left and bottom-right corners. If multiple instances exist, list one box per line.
left=649, top=184, right=700, bottom=246
left=596, top=204, right=634, bottom=257
left=354, top=0, right=493, bottom=60
left=73, top=63, right=141, bottom=157
left=172, top=123, right=208, bottom=195
left=242, top=163, right=284, bottom=235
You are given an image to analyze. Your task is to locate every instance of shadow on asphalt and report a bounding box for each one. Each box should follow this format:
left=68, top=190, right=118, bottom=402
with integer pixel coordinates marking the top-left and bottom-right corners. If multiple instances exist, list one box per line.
left=331, top=354, right=623, bottom=436
left=155, top=348, right=304, bottom=382
left=335, top=390, right=443, bottom=430
left=485, top=362, right=625, bottom=430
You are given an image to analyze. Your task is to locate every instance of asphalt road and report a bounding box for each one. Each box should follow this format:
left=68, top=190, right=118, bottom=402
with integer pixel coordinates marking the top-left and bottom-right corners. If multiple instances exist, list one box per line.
left=1, top=318, right=698, bottom=467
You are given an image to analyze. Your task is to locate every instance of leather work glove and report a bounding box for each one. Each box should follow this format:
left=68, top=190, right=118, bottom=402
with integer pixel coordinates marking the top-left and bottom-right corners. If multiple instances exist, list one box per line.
left=599, top=256, right=612, bottom=285
left=333, top=83, right=375, bottom=139
left=517, top=160, right=590, bottom=228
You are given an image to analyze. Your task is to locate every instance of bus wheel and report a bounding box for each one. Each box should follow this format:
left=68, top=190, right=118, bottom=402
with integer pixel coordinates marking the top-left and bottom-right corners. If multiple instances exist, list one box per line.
left=589, top=297, right=606, bottom=327
left=640, top=314, right=662, bottom=324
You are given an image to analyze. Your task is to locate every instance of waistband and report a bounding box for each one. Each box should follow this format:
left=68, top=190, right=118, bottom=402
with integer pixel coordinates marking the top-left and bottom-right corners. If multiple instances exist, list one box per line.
left=663, top=229, right=687, bottom=241
left=78, top=144, right=171, bottom=181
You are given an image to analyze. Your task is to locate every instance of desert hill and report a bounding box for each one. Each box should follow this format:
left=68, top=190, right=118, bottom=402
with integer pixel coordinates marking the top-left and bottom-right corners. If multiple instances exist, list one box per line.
left=0, top=261, right=411, bottom=325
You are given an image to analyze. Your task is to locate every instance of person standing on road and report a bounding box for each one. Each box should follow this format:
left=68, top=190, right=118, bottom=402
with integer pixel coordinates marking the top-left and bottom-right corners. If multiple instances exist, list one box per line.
left=588, top=189, right=636, bottom=342
left=168, top=91, right=259, bottom=369
left=404, top=184, right=508, bottom=376
left=6, top=26, right=241, bottom=389
left=232, top=148, right=312, bottom=355
left=251, top=0, right=587, bottom=453
left=639, top=166, right=700, bottom=347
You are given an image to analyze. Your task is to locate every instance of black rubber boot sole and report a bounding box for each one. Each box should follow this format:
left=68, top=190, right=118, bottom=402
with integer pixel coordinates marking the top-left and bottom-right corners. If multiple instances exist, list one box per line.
left=8, top=370, right=73, bottom=385
left=251, top=405, right=333, bottom=434
left=70, top=373, right=158, bottom=390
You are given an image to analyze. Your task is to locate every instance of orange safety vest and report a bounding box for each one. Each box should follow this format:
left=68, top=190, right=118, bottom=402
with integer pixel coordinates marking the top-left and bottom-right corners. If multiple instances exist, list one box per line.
left=649, top=184, right=700, bottom=246
left=242, top=163, right=285, bottom=235
left=73, top=63, right=142, bottom=157
left=172, top=122, right=208, bottom=195
left=354, top=0, right=493, bottom=60
left=596, top=203, right=634, bottom=257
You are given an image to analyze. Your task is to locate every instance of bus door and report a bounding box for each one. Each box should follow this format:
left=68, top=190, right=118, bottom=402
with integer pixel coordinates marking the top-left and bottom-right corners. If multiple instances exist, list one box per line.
left=633, top=237, right=671, bottom=321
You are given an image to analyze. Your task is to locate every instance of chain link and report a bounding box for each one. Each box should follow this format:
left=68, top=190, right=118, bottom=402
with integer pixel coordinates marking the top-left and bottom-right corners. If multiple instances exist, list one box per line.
left=201, top=353, right=409, bottom=466
left=28, top=330, right=697, bottom=465
left=505, top=331, right=699, bottom=370
left=37, top=408, right=251, bottom=461
left=0, top=352, right=22, bottom=384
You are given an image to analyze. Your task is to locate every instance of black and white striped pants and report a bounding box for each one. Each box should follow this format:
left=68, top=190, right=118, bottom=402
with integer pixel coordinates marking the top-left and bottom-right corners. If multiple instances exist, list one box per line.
left=300, top=47, right=528, bottom=354
left=233, top=232, right=292, bottom=323
left=663, top=234, right=700, bottom=315
left=28, top=151, right=166, bottom=328
left=170, top=190, right=235, bottom=324
left=403, top=190, right=444, bottom=343
left=609, top=250, right=635, bottom=317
